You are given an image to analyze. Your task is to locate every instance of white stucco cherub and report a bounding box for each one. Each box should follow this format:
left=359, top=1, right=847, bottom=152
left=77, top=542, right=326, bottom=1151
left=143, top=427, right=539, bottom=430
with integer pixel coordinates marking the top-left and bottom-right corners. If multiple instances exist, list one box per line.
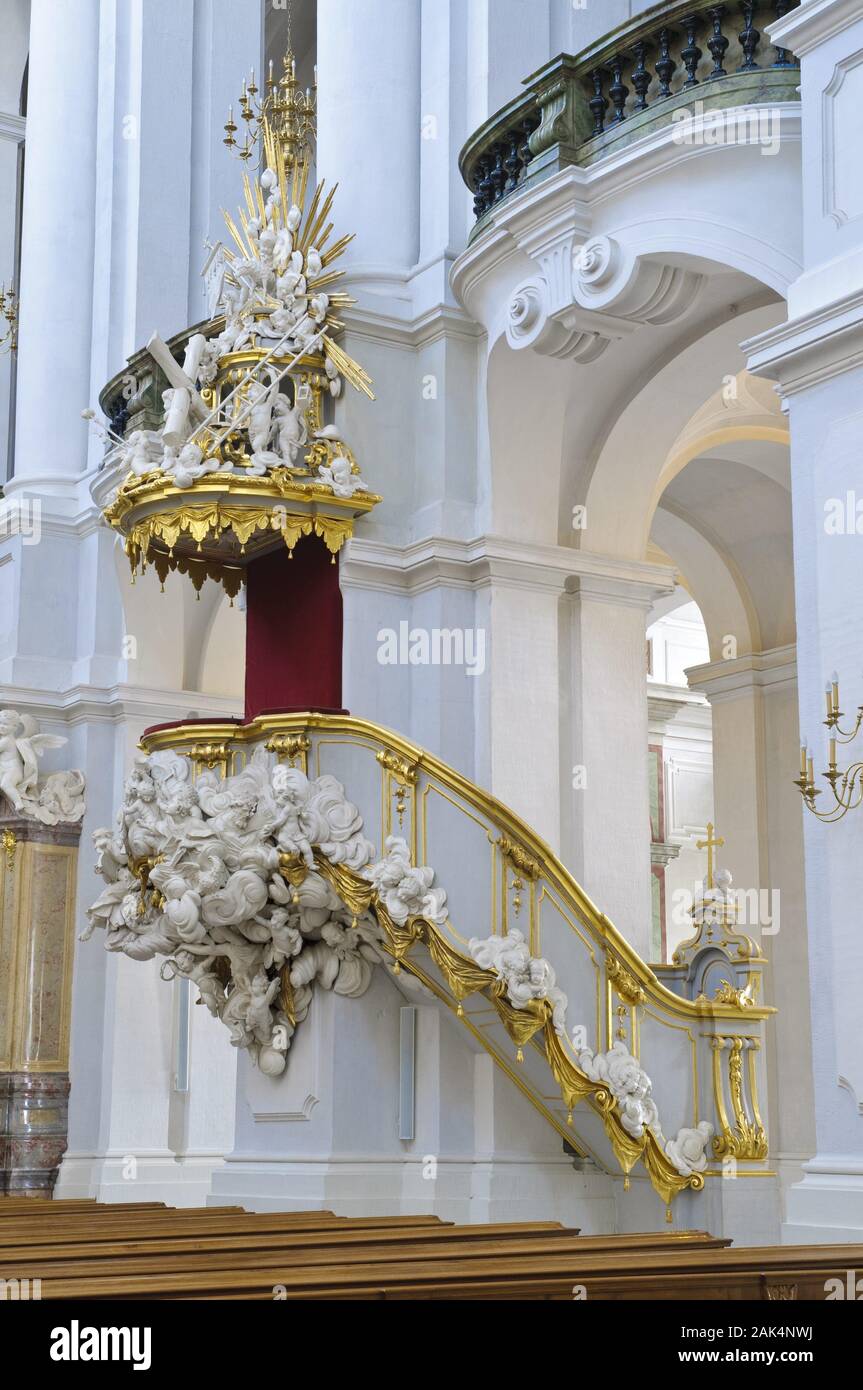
left=272, top=384, right=310, bottom=465
left=246, top=376, right=279, bottom=456
left=317, top=453, right=365, bottom=499
left=272, top=764, right=315, bottom=869
left=0, top=709, right=67, bottom=812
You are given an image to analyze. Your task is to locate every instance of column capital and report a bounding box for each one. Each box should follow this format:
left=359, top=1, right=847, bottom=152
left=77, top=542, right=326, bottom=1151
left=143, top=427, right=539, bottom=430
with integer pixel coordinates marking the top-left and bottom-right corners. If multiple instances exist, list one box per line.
left=744, top=289, right=863, bottom=397
left=686, top=645, right=798, bottom=702
left=341, top=533, right=675, bottom=605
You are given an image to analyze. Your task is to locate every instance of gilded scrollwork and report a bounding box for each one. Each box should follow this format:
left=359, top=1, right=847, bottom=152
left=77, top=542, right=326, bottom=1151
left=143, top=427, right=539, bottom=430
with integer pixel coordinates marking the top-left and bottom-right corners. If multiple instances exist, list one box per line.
left=606, top=949, right=646, bottom=1005
left=266, top=733, right=311, bottom=769
left=497, top=835, right=541, bottom=881
left=711, top=1035, right=768, bottom=1161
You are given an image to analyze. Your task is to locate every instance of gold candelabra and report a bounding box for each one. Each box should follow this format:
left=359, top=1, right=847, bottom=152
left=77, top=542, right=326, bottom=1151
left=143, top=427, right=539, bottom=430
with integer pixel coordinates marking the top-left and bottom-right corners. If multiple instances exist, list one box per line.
left=223, top=44, right=316, bottom=169
left=0, top=283, right=18, bottom=355
left=796, top=672, right=863, bottom=821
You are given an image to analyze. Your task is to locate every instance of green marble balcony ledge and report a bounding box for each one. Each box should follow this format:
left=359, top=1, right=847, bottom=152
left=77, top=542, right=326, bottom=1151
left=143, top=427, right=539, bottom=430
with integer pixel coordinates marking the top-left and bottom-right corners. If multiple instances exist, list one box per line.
left=460, top=0, right=801, bottom=243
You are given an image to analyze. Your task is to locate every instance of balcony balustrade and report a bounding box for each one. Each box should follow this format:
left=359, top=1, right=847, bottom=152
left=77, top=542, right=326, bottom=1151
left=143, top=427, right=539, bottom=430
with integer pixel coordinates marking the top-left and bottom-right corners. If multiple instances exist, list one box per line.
left=459, top=0, right=801, bottom=238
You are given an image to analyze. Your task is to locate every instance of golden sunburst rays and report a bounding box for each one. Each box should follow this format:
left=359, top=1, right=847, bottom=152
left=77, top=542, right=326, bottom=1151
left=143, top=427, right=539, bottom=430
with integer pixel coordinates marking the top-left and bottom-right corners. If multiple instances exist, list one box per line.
left=321, top=336, right=374, bottom=398
left=217, top=117, right=374, bottom=400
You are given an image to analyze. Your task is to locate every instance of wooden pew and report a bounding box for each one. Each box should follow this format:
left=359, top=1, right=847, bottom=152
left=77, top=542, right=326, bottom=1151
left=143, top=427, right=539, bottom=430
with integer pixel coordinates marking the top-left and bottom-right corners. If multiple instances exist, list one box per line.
left=0, top=1224, right=724, bottom=1265
left=8, top=1240, right=852, bottom=1301
left=1, top=1199, right=847, bottom=1300
left=0, top=1228, right=731, bottom=1288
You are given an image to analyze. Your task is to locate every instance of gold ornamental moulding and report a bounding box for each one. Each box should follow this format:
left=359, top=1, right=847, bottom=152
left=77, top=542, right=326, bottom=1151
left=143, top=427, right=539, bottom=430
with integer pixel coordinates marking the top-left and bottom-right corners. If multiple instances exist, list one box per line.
left=105, top=470, right=381, bottom=595
left=140, top=711, right=773, bottom=1027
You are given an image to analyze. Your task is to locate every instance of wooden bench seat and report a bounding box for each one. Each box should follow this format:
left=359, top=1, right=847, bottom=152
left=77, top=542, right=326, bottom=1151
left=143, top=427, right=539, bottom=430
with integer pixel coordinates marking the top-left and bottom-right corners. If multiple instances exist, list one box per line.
left=0, top=1229, right=732, bottom=1287
left=0, top=1200, right=854, bottom=1299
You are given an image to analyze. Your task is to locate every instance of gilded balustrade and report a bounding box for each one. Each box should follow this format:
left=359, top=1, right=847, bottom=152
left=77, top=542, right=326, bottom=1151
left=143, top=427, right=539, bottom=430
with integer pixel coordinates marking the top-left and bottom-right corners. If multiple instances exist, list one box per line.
left=141, top=710, right=774, bottom=1210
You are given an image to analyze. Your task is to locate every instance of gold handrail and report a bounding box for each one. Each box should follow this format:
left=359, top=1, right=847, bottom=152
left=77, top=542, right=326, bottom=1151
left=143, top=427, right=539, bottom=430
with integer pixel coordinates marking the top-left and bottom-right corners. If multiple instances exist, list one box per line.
left=142, top=710, right=772, bottom=1025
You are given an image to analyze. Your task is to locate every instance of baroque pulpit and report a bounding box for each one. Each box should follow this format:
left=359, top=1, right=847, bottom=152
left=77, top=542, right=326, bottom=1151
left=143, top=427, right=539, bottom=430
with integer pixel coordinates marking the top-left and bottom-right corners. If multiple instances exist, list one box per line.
left=83, top=41, right=772, bottom=1229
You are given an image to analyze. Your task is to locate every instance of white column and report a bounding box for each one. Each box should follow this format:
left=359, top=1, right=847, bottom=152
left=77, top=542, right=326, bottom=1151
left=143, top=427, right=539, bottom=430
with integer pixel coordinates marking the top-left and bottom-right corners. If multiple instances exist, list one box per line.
left=465, top=0, right=550, bottom=130
left=481, top=566, right=564, bottom=853
left=187, top=0, right=263, bottom=325
left=565, top=564, right=674, bottom=959
left=316, top=0, right=421, bottom=274
left=746, top=0, right=863, bottom=1241
left=9, top=0, right=99, bottom=494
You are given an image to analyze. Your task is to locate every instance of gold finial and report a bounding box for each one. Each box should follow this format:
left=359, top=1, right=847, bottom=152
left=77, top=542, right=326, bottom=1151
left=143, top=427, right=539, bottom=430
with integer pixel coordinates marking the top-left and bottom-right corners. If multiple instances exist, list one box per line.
left=696, top=822, right=725, bottom=890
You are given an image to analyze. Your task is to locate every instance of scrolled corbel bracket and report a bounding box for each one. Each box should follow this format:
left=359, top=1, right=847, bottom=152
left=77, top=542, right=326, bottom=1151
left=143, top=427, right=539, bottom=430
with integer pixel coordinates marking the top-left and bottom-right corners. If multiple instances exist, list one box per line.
left=505, top=232, right=702, bottom=363
left=506, top=276, right=609, bottom=363
left=572, top=234, right=704, bottom=327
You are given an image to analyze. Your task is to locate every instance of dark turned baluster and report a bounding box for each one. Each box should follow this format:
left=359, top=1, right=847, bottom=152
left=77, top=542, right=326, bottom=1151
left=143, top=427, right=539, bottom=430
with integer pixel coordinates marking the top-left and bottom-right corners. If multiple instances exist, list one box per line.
left=772, top=0, right=795, bottom=68
left=472, top=157, right=489, bottom=218
left=655, top=27, right=676, bottom=100
left=738, top=2, right=760, bottom=70
left=504, top=131, right=522, bottom=192
left=706, top=6, right=729, bottom=79
left=108, top=398, right=128, bottom=441
left=479, top=156, right=495, bottom=213
left=681, top=15, right=703, bottom=87
left=632, top=41, right=652, bottom=111
left=490, top=144, right=507, bottom=203
left=608, top=54, right=629, bottom=124
left=589, top=68, right=609, bottom=135
left=519, top=117, right=537, bottom=174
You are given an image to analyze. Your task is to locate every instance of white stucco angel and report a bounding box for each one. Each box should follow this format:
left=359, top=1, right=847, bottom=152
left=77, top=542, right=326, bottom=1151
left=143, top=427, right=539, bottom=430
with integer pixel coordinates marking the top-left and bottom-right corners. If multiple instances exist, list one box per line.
left=124, top=429, right=164, bottom=478
left=272, top=383, right=311, bottom=464
left=272, top=764, right=316, bottom=869
left=469, top=927, right=568, bottom=1035
left=247, top=374, right=280, bottom=456
left=364, top=835, right=449, bottom=927
left=577, top=1040, right=660, bottom=1140
left=317, top=453, right=365, bottom=498
left=0, top=709, right=68, bottom=813
left=325, top=356, right=342, bottom=397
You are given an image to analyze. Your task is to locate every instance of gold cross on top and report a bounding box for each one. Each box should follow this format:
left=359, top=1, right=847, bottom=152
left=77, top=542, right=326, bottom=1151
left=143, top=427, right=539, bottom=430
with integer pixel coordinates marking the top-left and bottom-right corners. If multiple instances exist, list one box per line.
left=696, top=822, right=725, bottom=889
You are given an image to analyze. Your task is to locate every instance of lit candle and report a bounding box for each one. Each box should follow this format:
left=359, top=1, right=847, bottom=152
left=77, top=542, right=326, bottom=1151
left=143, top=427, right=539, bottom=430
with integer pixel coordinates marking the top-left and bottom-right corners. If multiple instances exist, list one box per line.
left=832, top=671, right=840, bottom=713
left=269, top=59, right=274, bottom=83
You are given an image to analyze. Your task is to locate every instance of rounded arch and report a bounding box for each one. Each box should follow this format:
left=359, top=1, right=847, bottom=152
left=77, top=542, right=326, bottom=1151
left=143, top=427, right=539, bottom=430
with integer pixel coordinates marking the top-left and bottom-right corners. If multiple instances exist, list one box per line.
left=566, top=294, right=788, bottom=560
left=650, top=503, right=760, bottom=660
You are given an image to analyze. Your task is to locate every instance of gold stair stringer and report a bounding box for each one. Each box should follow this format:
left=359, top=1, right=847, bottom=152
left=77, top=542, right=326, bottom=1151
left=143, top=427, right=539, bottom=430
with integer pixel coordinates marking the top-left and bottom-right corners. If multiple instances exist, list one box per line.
left=141, top=711, right=775, bottom=1210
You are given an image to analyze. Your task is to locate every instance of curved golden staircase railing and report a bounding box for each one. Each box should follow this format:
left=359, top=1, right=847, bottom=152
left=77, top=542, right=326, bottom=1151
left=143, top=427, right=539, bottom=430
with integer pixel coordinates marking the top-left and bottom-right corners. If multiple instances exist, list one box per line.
left=139, top=711, right=774, bottom=1214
